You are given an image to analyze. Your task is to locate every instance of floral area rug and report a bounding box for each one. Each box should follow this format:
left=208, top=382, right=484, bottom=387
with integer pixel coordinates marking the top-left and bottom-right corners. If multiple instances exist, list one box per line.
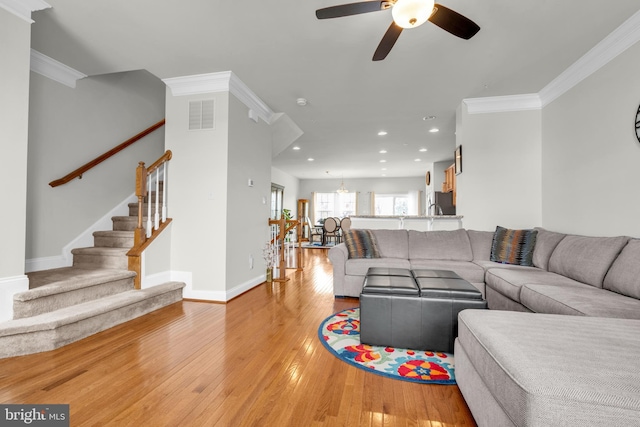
left=318, top=308, right=455, bottom=384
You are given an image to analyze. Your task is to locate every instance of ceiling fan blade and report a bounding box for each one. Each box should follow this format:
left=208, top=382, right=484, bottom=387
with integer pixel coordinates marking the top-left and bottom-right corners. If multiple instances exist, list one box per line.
left=373, top=22, right=403, bottom=61
left=316, top=1, right=390, bottom=19
left=428, top=3, right=480, bottom=40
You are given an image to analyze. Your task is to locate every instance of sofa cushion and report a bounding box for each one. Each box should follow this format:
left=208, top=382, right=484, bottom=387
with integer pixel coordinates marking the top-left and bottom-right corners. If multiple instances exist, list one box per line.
left=343, top=229, right=380, bottom=259
left=548, top=235, right=629, bottom=288
left=532, top=228, right=566, bottom=270
left=467, top=230, right=493, bottom=261
left=370, top=229, right=409, bottom=259
left=409, top=259, right=485, bottom=284
left=485, top=268, right=582, bottom=303
left=521, top=283, right=640, bottom=319
left=408, top=229, right=472, bottom=261
left=603, top=239, right=640, bottom=299
left=345, top=258, right=411, bottom=276
left=457, top=310, right=640, bottom=427
left=489, top=226, right=538, bottom=266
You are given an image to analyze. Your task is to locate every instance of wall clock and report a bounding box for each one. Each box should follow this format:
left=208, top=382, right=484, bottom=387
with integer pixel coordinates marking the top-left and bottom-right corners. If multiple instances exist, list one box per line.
left=636, top=104, right=640, bottom=143
left=425, top=171, right=431, bottom=186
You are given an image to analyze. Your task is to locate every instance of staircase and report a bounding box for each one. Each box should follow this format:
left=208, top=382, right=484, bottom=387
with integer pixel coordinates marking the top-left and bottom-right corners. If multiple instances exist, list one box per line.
left=0, top=198, right=184, bottom=359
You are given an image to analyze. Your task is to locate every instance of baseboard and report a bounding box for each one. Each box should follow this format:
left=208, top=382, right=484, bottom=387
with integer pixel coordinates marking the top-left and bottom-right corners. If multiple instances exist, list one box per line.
left=0, top=275, right=29, bottom=322
left=25, top=193, right=137, bottom=273
left=142, top=271, right=173, bottom=289
left=175, top=270, right=266, bottom=302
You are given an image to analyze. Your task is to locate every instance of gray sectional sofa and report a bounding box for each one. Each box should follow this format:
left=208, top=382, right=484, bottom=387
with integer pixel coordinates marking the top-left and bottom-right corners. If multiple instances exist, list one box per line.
left=328, top=227, right=640, bottom=426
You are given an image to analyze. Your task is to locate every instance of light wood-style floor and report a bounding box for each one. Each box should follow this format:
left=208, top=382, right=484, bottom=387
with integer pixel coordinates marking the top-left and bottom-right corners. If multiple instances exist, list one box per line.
left=0, top=249, right=477, bottom=426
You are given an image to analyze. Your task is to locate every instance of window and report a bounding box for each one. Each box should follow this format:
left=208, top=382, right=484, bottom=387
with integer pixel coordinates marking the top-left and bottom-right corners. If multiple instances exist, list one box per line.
left=374, top=194, right=408, bottom=216
left=270, top=183, right=284, bottom=219
left=313, top=192, right=356, bottom=224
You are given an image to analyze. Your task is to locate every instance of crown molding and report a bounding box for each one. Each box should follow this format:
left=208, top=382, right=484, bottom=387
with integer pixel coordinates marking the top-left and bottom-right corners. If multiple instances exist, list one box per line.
left=539, top=8, right=640, bottom=107
left=0, top=0, right=50, bottom=23
left=464, top=94, right=542, bottom=114
left=30, top=49, right=87, bottom=88
left=162, top=71, right=275, bottom=124
left=464, top=9, right=640, bottom=114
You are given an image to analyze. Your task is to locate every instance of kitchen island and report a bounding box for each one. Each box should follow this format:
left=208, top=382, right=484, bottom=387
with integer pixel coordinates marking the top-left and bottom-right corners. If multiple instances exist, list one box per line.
left=350, top=215, right=463, bottom=231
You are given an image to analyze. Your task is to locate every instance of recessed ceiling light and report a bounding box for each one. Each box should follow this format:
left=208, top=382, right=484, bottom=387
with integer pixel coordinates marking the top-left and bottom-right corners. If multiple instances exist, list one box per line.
left=414, top=158, right=421, bottom=162
left=378, top=131, right=388, bottom=136
left=419, top=148, right=427, bottom=152
left=379, top=149, right=387, bottom=154
left=292, top=146, right=301, bottom=150
left=381, top=168, right=387, bottom=171
left=429, top=128, right=439, bottom=133
left=423, top=115, right=436, bottom=121
left=307, top=158, right=314, bottom=161
left=380, top=160, right=387, bottom=163
left=382, top=174, right=387, bottom=177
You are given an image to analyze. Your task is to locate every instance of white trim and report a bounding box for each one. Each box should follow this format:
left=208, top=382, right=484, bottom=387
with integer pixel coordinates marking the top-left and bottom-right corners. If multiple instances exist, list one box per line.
left=464, top=9, right=640, bottom=114
left=162, top=71, right=275, bottom=124
left=141, top=270, right=172, bottom=289
left=30, top=49, right=87, bottom=88
left=0, top=275, right=29, bottom=322
left=464, top=94, right=542, bottom=115
left=0, top=0, right=50, bottom=23
left=176, top=270, right=265, bottom=302
left=539, top=9, right=640, bottom=107
left=25, top=193, right=137, bottom=272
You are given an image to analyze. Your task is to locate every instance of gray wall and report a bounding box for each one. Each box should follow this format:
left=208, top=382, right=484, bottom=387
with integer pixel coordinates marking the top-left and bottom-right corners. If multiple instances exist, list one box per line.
left=0, top=8, right=32, bottom=318
left=226, top=96, right=272, bottom=288
left=456, top=107, right=542, bottom=231
left=541, top=41, right=640, bottom=236
left=457, top=39, right=640, bottom=237
left=26, top=70, right=166, bottom=259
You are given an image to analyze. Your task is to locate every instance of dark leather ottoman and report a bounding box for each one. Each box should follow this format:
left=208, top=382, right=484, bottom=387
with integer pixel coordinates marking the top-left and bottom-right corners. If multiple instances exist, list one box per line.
left=412, top=269, right=487, bottom=353
left=359, top=268, right=487, bottom=353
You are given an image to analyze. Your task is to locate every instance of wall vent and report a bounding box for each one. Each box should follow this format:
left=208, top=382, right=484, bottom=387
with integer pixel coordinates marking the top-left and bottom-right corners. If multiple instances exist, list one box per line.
left=188, top=99, right=215, bottom=130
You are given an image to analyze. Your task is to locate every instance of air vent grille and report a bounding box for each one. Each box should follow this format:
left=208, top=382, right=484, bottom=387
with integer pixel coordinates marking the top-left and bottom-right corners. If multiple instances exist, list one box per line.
left=188, top=99, right=215, bottom=130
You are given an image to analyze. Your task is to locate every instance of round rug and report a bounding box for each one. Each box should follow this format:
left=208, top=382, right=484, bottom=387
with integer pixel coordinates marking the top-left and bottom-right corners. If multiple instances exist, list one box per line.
left=318, top=308, right=455, bottom=385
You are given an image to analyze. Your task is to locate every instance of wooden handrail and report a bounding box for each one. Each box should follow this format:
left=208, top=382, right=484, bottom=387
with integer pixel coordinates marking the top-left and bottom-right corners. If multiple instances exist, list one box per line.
left=49, top=119, right=166, bottom=187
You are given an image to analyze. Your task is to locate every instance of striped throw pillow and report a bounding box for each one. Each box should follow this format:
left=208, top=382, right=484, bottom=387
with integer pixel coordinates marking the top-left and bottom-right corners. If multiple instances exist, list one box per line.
left=490, top=226, right=538, bottom=266
left=344, top=230, right=380, bottom=259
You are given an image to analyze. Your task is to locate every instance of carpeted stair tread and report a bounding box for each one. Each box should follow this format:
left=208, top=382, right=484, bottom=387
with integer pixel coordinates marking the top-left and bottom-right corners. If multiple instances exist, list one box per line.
left=22, top=268, right=135, bottom=299
left=93, top=230, right=134, bottom=248
left=0, top=282, right=185, bottom=338
left=71, top=247, right=129, bottom=255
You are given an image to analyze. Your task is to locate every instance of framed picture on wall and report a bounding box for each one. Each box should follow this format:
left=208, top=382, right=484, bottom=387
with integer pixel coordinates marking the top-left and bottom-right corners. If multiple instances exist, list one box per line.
left=455, top=145, right=462, bottom=175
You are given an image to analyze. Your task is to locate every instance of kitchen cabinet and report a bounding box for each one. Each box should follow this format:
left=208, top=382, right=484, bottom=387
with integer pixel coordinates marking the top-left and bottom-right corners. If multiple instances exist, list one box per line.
left=442, top=164, right=456, bottom=205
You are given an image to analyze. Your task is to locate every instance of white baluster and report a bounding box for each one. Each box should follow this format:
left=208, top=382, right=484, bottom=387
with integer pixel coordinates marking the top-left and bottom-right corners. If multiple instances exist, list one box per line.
left=154, top=168, right=160, bottom=230
left=161, top=161, right=168, bottom=223
left=146, top=172, right=152, bottom=238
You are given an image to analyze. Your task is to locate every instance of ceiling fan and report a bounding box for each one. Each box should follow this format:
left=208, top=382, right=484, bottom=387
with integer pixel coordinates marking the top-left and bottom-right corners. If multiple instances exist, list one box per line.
left=315, top=0, right=480, bottom=61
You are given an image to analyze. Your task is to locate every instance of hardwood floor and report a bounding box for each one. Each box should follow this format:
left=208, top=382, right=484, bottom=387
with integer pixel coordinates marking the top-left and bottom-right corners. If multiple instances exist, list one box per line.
left=0, top=249, right=477, bottom=426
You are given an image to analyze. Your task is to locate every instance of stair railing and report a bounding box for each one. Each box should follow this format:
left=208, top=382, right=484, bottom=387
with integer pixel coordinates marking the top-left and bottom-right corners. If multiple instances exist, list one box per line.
left=268, top=217, right=303, bottom=283
left=49, top=119, right=166, bottom=187
left=127, top=150, right=173, bottom=289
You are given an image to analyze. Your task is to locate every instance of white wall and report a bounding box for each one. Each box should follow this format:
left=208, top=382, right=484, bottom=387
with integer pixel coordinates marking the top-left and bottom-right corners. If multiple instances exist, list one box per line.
left=0, top=8, right=32, bottom=319
left=456, top=104, right=542, bottom=231
left=271, top=167, right=300, bottom=216
left=541, top=41, right=640, bottom=237
left=27, top=70, right=166, bottom=259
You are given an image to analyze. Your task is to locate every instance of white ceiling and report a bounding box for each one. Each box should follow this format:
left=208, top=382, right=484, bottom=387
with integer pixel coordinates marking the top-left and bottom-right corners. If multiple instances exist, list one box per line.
left=30, top=0, right=640, bottom=180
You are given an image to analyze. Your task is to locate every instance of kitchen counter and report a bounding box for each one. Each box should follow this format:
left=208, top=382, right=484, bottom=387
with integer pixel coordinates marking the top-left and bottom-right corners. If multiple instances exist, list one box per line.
left=350, top=215, right=463, bottom=231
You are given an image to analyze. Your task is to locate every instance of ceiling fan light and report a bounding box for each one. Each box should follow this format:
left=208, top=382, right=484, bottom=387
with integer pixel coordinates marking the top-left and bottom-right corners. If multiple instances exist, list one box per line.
left=392, top=0, right=434, bottom=29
